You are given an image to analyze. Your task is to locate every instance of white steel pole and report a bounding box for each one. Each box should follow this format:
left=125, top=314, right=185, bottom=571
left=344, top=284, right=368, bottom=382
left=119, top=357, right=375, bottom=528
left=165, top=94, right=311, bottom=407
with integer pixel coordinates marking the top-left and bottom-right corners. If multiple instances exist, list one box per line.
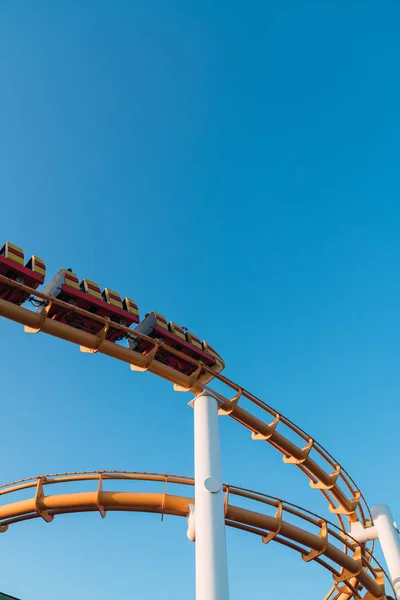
left=190, top=391, right=230, bottom=600
left=371, top=504, right=400, bottom=599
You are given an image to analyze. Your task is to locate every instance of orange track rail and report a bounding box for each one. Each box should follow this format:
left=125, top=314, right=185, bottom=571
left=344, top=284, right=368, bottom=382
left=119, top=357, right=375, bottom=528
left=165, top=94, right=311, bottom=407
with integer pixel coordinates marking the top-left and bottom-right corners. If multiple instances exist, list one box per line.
left=0, top=276, right=385, bottom=599
left=0, top=471, right=392, bottom=599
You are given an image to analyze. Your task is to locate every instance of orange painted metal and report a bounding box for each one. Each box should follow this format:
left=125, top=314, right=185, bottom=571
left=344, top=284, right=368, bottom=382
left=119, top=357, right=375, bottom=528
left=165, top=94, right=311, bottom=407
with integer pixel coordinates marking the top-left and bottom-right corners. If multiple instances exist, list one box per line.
left=0, top=276, right=381, bottom=599
left=0, top=471, right=391, bottom=599
left=0, top=279, right=371, bottom=526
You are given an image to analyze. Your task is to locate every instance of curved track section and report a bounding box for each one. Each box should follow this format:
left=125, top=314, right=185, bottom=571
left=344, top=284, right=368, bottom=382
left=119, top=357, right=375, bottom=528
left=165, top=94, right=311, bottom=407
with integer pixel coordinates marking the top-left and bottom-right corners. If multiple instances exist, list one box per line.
left=0, top=280, right=370, bottom=528
left=0, top=471, right=392, bottom=599
left=0, top=278, right=381, bottom=599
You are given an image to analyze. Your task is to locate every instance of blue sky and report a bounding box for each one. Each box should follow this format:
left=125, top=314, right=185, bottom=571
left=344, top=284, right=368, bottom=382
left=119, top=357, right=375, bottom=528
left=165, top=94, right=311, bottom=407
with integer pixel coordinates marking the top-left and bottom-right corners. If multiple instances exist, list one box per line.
left=1, top=1, right=400, bottom=598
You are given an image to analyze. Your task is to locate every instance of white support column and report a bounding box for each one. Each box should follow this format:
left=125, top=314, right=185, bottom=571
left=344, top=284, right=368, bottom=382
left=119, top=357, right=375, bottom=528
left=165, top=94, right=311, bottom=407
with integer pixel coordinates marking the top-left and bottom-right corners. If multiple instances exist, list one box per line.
left=190, top=391, right=230, bottom=600
left=371, top=504, right=400, bottom=599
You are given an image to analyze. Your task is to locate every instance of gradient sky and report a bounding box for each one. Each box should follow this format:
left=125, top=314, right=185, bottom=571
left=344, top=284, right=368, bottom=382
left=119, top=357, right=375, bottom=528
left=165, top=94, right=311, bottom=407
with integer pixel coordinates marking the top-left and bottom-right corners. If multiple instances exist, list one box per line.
left=1, top=1, right=400, bottom=598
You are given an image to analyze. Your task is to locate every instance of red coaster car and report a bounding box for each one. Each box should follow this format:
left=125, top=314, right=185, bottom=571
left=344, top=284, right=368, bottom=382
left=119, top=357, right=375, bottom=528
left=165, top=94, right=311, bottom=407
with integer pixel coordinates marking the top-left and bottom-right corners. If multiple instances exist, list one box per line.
left=128, top=311, right=225, bottom=382
left=39, top=269, right=139, bottom=342
left=0, top=242, right=46, bottom=306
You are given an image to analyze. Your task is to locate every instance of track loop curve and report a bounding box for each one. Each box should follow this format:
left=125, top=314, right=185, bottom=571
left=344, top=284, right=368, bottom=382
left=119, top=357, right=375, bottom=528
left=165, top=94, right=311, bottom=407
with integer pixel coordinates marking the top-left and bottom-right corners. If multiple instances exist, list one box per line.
left=0, top=471, right=393, bottom=600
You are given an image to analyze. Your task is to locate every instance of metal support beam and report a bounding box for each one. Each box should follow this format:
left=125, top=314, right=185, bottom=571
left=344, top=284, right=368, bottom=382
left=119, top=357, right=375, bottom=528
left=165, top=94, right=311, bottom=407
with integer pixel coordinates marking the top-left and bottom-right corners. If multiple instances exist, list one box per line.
left=371, top=504, right=400, bottom=599
left=190, top=392, right=230, bottom=600
left=350, top=521, right=378, bottom=544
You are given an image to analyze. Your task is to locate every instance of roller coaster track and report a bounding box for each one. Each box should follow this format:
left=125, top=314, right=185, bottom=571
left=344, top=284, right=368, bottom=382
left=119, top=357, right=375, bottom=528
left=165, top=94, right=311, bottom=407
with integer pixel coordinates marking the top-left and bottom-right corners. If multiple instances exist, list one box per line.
left=0, top=471, right=393, bottom=599
left=0, top=275, right=388, bottom=598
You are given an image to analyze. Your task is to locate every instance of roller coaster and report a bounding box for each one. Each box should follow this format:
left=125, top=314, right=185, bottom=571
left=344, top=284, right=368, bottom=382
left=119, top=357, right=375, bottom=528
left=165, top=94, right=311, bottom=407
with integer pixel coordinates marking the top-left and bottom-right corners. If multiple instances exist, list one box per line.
left=0, top=240, right=399, bottom=600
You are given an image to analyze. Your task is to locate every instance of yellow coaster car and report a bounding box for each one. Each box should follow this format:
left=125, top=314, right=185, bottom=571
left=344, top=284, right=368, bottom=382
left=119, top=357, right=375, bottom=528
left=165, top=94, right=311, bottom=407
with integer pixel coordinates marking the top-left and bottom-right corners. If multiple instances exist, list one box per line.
left=39, top=269, right=139, bottom=343
left=0, top=242, right=45, bottom=306
left=129, top=311, right=225, bottom=382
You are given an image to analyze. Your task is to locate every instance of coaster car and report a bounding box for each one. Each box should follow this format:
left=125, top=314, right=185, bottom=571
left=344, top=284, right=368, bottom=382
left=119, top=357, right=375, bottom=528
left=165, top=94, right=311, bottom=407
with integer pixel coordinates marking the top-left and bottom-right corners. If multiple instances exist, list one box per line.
left=39, top=269, right=139, bottom=342
left=128, top=311, right=225, bottom=381
left=0, top=241, right=46, bottom=306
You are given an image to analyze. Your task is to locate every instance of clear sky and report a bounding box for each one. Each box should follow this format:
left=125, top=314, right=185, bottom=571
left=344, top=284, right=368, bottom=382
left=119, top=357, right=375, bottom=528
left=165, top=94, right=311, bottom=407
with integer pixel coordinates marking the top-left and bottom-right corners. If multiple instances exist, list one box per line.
left=1, top=1, right=400, bottom=598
